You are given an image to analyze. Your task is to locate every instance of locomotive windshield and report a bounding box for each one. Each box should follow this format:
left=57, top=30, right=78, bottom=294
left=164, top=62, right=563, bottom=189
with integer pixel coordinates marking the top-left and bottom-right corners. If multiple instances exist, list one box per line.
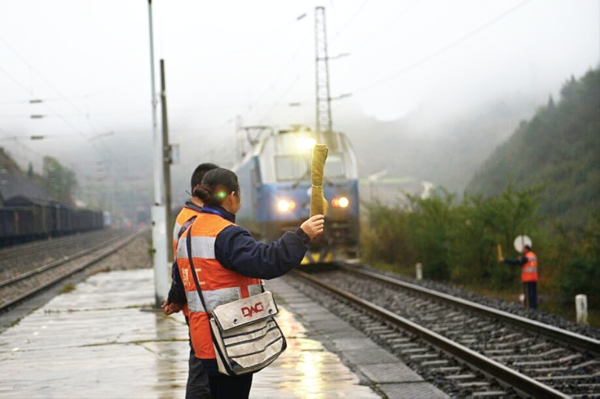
left=275, top=155, right=308, bottom=181
left=324, top=155, right=345, bottom=177
left=275, top=154, right=346, bottom=181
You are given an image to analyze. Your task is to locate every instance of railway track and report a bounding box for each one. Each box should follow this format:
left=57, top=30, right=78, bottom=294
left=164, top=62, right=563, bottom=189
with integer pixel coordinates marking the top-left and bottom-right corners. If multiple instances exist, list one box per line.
left=290, top=264, right=600, bottom=398
left=0, top=229, right=147, bottom=312
left=0, top=230, right=112, bottom=258
left=0, top=229, right=127, bottom=278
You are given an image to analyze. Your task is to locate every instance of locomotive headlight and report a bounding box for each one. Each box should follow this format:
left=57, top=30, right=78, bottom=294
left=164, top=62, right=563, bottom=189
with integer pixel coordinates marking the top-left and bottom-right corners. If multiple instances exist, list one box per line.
left=277, top=199, right=296, bottom=213
left=295, top=137, right=316, bottom=152
left=331, top=196, right=350, bottom=208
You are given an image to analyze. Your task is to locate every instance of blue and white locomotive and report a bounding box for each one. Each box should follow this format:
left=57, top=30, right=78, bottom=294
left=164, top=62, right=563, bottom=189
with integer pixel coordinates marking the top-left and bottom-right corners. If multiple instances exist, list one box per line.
left=233, top=125, right=359, bottom=263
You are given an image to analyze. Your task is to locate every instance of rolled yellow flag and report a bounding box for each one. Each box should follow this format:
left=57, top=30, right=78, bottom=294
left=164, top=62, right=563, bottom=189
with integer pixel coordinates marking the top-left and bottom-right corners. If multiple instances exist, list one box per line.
left=497, top=244, right=503, bottom=261
left=310, top=144, right=329, bottom=216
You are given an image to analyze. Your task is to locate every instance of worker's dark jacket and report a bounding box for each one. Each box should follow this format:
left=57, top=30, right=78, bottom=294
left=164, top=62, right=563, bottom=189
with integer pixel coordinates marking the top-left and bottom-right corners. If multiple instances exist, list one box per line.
left=205, top=205, right=310, bottom=278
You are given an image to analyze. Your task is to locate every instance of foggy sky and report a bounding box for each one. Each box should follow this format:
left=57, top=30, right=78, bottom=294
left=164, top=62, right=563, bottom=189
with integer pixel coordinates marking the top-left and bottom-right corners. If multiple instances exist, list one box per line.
left=1, top=0, right=598, bottom=206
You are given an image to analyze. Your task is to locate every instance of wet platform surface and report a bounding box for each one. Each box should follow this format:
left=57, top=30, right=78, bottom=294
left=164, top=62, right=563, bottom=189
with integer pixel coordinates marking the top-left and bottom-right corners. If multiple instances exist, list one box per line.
left=0, top=268, right=448, bottom=398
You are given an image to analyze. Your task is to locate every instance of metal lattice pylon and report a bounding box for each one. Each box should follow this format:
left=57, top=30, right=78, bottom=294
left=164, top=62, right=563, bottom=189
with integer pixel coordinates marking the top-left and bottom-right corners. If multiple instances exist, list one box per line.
left=315, top=6, right=332, bottom=142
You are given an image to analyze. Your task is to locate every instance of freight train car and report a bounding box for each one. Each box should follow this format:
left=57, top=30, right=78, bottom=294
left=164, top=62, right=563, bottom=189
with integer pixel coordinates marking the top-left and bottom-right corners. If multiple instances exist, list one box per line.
left=233, top=126, right=359, bottom=263
left=0, top=196, right=104, bottom=247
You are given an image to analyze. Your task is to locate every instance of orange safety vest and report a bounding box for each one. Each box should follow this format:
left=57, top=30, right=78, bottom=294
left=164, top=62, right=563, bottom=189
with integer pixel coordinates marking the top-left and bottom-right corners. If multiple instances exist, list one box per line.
left=173, top=206, right=201, bottom=258
left=172, top=206, right=202, bottom=316
left=521, top=250, right=538, bottom=283
left=176, top=212, right=262, bottom=360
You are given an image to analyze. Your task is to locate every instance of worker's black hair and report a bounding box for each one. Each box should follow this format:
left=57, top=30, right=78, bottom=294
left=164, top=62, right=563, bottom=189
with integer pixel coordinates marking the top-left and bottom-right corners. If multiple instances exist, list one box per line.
left=190, top=163, right=219, bottom=193
left=194, top=168, right=240, bottom=207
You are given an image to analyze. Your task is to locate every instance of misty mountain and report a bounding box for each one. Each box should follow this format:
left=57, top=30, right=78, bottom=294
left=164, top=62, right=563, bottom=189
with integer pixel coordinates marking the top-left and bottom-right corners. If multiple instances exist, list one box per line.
left=466, top=68, right=600, bottom=230
left=336, top=93, right=543, bottom=197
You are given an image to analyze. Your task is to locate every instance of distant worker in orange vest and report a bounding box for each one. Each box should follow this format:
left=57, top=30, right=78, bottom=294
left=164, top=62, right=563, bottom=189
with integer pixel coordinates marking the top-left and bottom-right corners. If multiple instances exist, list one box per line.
left=499, top=244, right=538, bottom=309
left=162, top=162, right=218, bottom=399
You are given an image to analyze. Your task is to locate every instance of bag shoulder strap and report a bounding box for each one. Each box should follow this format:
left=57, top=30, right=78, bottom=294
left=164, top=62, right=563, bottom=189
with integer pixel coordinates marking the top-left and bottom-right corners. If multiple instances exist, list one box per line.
left=178, top=215, right=197, bottom=239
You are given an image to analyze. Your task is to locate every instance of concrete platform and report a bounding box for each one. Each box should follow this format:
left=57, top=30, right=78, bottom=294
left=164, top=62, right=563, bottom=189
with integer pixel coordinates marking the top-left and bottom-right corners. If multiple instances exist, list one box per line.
left=0, top=269, right=376, bottom=398
left=0, top=268, right=448, bottom=398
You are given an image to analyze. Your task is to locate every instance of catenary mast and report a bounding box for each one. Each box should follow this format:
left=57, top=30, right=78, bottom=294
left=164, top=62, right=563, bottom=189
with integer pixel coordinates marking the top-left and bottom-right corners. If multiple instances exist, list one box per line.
left=314, top=6, right=332, bottom=145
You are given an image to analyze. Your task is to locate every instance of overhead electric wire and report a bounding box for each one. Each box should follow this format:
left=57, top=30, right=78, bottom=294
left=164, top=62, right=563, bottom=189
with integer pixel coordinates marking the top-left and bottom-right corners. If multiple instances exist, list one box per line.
left=0, top=134, right=69, bottom=142
left=246, top=32, right=313, bottom=116
left=330, top=0, right=373, bottom=42
left=0, top=79, right=146, bottom=104
left=5, top=138, right=45, bottom=158
left=235, top=12, right=314, bottom=125
left=348, top=0, right=421, bottom=51
left=0, top=35, right=125, bottom=170
left=206, top=13, right=308, bottom=60
left=0, top=65, right=33, bottom=95
left=352, top=0, right=534, bottom=94
left=257, top=60, right=314, bottom=125
left=0, top=36, right=99, bottom=127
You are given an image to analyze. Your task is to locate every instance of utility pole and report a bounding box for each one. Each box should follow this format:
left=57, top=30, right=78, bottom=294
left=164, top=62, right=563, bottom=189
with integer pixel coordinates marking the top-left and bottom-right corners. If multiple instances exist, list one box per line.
left=160, top=59, right=174, bottom=262
left=314, top=6, right=332, bottom=144
left=148, top=0, right=169, bottom=307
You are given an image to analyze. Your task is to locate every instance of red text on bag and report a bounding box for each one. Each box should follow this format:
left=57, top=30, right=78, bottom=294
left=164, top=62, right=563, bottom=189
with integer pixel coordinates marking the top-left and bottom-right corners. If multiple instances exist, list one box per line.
left=241, top=302, right=264, bottom=317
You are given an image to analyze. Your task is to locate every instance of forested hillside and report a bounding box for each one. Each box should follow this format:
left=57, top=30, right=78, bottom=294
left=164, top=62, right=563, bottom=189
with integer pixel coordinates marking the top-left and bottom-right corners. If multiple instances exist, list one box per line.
left=467, top=68, right=600, bottom=231
left=361, top=68, right=600, bottom=324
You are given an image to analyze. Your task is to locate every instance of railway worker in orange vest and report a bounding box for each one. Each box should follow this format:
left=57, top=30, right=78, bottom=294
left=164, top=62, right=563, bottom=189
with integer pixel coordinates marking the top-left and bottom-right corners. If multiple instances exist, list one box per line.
left=499, top=244, right=539, bottom=309
left=162, top=162, right=218, bottom=399
left=177, top=168, right=324, bottom=399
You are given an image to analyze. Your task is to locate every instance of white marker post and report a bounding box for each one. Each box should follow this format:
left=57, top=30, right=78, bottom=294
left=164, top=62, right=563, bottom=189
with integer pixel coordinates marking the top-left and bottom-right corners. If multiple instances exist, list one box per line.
left=575, top=294, right=588, bottom=324
left=416, top=263, right=423, bottom=281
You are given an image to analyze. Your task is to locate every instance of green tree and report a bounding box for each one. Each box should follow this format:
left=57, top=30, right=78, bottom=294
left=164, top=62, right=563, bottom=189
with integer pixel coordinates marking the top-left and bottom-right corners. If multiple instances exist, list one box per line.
left=545, top=213, right=600, bottom=307
left=361, top=184, right=543, bottom=288
left=362, top=199, right=416, bottom=267
left=406, top=189, right=455, bottom=280
left=42, top=157, right=77, bottom=204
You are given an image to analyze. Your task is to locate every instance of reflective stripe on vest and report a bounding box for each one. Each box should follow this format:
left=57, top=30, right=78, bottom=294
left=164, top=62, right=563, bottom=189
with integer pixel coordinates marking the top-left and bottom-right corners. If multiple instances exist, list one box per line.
left=185, top=283, right=264, bottom=312
left=177, top=236, right=216, bottom=260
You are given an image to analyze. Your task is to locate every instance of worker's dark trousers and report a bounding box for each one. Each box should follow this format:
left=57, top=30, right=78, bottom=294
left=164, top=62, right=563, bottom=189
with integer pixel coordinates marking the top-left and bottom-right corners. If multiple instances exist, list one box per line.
left=209, top=373, right=253, bottom=399
left=524, top=282, right=537, bottom=309
left=186, top=346, right=210, bottom=399
left=185, top=318, right=210, bottom=399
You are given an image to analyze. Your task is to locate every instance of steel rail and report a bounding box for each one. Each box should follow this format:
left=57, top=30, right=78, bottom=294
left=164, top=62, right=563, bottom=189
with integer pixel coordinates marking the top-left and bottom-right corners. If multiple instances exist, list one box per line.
left=0, top=232, right=130, bottom=288
left=0, top=231, right=98, bottom=260
left=341, top=264, right=600, bottom=356
left=293, top=269, right=569, bottom=399
left=0, top=229, right=147, bottom=313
